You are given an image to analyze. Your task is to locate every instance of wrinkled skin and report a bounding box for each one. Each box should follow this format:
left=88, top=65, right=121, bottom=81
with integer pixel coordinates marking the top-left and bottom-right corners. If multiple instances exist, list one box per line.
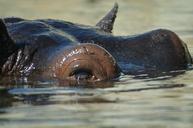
left=0, top=4, right=192, bottom=87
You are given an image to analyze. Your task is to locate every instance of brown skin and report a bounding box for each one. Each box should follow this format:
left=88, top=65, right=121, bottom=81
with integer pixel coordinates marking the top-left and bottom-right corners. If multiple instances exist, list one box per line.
left=33, top=43, right=120, bottom=82
left=52, top=44, right=120, bottom=81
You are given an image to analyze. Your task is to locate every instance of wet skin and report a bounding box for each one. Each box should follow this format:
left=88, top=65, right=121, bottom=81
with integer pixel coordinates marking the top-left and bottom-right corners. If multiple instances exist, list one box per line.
left=0, top=4, right=192, bottom=86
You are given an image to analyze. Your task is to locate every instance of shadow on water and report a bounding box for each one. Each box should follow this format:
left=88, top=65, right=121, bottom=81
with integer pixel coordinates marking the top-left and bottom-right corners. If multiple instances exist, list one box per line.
left=0, top=75, right=186, bottom=108
left=0, top=68, right=190, bottom=127
left=0, top=64, right=189, bottom=110
left=0, top=89, right=15, bottom=109
left=131, top=69, right=186, bottom=80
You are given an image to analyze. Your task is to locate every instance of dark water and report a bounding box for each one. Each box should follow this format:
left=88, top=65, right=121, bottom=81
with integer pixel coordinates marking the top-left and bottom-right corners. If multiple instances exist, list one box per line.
left=0, top=0, right=193, bottom=128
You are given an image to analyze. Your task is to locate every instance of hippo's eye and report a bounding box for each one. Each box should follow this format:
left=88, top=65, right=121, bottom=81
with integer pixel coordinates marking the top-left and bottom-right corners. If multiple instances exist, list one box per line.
left=70, top=69, right=93, bottom=81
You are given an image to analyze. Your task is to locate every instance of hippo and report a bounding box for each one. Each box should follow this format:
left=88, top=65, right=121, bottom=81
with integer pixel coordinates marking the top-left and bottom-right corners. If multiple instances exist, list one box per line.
left=0, top=3, right=192, bottom=86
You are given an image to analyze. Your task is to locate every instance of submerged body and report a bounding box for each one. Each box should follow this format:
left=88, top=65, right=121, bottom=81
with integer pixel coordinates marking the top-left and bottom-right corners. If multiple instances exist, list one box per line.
left=0, top=4, right=192, bottom=86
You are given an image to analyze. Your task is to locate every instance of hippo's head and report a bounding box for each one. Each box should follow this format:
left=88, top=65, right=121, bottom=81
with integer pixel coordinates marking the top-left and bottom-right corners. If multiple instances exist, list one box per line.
left=0, top=19, right=120, bottom=86
left=0, top=5, right=121, bottom=87
left=0, top=3, right=122, bottom=87
left=1, top=38, right=120, bottom=86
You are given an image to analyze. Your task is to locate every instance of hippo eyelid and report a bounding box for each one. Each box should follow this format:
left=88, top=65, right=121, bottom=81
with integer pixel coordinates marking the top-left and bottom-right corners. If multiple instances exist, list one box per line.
left=70, top=68, right=92, bottom=76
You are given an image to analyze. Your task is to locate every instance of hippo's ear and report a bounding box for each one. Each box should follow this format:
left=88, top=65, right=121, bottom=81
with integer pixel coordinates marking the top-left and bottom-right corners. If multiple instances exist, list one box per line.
left=96, top=3, right=118, bottom=33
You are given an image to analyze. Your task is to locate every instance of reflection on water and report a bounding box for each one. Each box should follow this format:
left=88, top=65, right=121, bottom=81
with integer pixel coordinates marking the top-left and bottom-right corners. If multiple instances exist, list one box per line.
left=0, top=0, right=193, bottom=128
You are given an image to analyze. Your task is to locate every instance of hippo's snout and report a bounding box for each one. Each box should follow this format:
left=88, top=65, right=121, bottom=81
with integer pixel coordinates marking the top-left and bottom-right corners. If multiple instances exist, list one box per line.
left=51, top=43, right=120, bottom=84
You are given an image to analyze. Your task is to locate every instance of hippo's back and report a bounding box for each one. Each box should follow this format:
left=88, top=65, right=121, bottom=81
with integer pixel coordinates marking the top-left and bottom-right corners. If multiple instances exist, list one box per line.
left=4, top=18, right=82, bottom=48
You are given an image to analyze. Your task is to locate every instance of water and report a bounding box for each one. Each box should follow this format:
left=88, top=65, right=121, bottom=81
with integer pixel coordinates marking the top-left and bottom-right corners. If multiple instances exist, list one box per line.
left=0, top=0, right=193, bottom=128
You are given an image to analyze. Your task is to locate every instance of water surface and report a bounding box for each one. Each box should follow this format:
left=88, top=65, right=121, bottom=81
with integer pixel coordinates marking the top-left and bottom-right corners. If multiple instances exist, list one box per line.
left=0, top=0, right=193, bottom=128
